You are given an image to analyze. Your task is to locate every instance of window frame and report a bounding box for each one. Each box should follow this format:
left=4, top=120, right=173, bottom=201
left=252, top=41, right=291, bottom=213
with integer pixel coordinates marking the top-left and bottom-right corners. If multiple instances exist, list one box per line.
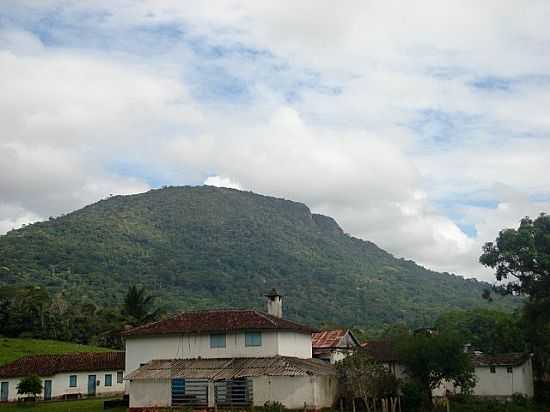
left=69, top=375, right=78, bottom=387
left=105, top=374, right=112, bottom=387
left=245, top=331, right=262, bottom=347
left=210, top=333, right=226, bottom=348
left=490, top=366, right=496, bottom=373
left=507, top=367, right=513, bottom=374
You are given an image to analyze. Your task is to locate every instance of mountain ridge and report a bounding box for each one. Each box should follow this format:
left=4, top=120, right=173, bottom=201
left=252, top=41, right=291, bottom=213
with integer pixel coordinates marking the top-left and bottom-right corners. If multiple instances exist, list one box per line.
left=0, top=185, right=515, bottom=331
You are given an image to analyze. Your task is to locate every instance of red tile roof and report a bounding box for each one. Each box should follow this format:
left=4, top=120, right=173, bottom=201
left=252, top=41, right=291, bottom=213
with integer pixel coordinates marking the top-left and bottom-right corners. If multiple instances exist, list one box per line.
left=122, top=309, right=317, bottom=337
left=0, top=352, right=125, bottom=379
left=471, top=352, right=531, bottom=367
left=362, top=340, right=400, bottom=362
left=312, top=329, right=347, bottom=349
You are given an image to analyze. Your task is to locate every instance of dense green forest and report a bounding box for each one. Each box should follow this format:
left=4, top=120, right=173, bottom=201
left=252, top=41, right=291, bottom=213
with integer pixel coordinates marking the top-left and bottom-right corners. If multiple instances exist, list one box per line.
left=0, top=186, right=518, bottom=331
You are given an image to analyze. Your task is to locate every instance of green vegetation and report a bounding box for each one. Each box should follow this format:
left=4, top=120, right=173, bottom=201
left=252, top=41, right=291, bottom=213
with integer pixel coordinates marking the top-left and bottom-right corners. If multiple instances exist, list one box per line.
left=0, top=338, right=110, bottom=366
left=397, top=332, right=476, bottom=410
left=481, top=214, right=550, bottom=400
left=0, top=186, right=518, bottom=332
left=0, top=398, right=125, bottom=412
left=16, top=376, right=42, bottom=400
left=337, top=349, right=399, bottom=411
left=434, top=308, right=526, bottom=354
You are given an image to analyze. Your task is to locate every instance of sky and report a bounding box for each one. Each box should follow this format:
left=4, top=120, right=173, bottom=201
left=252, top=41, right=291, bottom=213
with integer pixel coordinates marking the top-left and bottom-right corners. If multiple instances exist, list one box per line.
left=1, top=1, right=549, bottom=281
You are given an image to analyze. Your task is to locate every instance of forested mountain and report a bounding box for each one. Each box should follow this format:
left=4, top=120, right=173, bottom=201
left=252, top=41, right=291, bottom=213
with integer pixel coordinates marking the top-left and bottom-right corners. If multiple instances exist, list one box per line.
left=0, top=186, right=516, bottom=330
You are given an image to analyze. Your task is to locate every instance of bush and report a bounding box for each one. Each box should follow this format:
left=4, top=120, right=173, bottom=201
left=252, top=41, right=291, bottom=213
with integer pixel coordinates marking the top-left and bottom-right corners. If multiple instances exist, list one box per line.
left=16, top=375, right=43, bottom=399
left=401, top=381, right=424, bottom=412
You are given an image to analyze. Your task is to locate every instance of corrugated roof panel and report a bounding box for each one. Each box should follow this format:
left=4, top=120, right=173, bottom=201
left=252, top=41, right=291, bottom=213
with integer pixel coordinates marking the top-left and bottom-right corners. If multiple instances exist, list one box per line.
left=127, top=356, right=336, bottom=381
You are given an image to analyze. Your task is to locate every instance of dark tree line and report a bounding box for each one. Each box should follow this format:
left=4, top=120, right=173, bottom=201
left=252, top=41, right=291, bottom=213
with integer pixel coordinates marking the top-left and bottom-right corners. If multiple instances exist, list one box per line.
left=0, top=285, right=162, bottom=348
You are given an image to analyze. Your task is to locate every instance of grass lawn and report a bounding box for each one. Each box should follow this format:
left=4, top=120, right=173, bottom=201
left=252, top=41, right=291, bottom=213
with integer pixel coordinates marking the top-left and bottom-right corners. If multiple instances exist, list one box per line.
left=0, top=339, right=111, bottom=366
left=0, top=398, right=125, bottom=412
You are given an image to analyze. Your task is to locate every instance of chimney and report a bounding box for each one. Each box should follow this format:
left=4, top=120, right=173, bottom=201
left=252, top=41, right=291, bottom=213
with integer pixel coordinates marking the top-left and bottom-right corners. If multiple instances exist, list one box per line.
left=265, top=288, right=283, bottom=318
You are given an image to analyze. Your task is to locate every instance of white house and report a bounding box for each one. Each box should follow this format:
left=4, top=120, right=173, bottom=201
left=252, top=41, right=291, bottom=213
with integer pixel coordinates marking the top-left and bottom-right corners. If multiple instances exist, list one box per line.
left=435, top=352, right=534, bottom=399
left=0, top=352, right=125, bottom=402
left=312, top=329, right=360, bottom=364
left=122, top=290, right=338, bottom=410
left=362, top=340, right=534, bottom=400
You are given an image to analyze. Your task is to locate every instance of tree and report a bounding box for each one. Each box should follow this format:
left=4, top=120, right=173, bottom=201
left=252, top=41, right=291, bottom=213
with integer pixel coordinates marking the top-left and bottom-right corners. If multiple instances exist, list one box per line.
left=337, top=349, right=399, bottom=412
left=480, top=214, right=550, bottom=300
left=434, top=309, right=526, bottom=354
left=480, top=214, right=550, bottom=389
left=17, top=375, right=43, bottom=400
left=123, top=285, right=162, bottom=326
left=397, top=332, right=476, bottom=410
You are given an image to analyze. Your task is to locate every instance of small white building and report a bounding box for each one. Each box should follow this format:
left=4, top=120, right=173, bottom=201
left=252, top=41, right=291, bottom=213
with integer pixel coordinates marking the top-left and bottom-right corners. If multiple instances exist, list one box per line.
left=436, top=352, right=534, bottom=399
left=312, top=329, right=360, bottom=364
left=362, top=341, right=534, bottom=400
left=122, top=290, right=338, bottom=410
left=0, top=352, right=125, bottom=402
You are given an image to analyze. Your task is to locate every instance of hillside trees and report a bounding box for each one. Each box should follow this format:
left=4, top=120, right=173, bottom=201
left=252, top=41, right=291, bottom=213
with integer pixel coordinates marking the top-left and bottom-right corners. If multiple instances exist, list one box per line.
left=0, top=285, right=159, bottom=347
left=434, top=309, right=526, bottom=354
left=0, top=186, right=519, bottom=331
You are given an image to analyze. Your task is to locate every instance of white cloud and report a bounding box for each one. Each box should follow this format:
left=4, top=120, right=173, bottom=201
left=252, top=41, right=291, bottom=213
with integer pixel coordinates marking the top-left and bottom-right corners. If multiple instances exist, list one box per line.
left=1, top=1, right=549, bottom=281
left=204, top=176, right=242, bottom=190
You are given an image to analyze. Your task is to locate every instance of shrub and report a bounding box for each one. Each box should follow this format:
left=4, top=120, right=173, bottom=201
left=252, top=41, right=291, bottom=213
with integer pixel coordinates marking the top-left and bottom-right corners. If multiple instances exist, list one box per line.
left=16, top=375, right=43, bottom=399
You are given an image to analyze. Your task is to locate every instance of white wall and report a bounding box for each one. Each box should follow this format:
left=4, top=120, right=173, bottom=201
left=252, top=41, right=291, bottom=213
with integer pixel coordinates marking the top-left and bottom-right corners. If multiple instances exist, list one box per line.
left=125, top=331, right=312, bottom=374
left=252, top=375, right=337, bottom=409
left=472, top=360, right=534, bottom=398
left=0, top=370, right=124, bottom=402
left=277, top=331, right=312, bottom=359
left=127, top=375, right=337, bottom=409
left=432, top=359, right=534, bottom=399
left=128, top=379, right=171, bottom=408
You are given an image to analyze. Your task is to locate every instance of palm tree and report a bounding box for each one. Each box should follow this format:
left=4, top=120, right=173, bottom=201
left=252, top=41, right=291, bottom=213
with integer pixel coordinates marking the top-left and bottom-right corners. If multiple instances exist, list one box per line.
left=123, top=285, right=162, bottom=326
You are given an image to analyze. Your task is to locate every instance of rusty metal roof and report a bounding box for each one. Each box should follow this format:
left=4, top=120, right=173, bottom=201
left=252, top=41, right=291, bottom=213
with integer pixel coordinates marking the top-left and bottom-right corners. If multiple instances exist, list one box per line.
left=122, top=309, right=316, bottom=337
left=126, top=356, right=336, bottom=381
left=312, top=329, right=347, bottom=349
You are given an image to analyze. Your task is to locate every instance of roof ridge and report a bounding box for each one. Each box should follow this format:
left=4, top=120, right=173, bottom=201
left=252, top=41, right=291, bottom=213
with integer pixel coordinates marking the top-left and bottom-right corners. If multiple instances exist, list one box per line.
left=253, top=310, right=278, bottom=326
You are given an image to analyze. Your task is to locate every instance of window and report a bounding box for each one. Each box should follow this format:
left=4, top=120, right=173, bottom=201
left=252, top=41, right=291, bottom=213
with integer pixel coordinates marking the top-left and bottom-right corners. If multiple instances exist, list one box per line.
left=172, top=378, right=186, bottom=405
left=214, top=378, right=252, bottom=406
left=69, top=375, right=77, bottom=387
left=507, top=367, right=513, bottom=374
left=490, top=366, right=496, bottom=373
left=172, top=379, right=208, bottom=407
left=117, top=371, right=123, bottom=384
left=210, top=333, right=226, bottom=348
left=105, top=374, right=112, bottom=387
left=245, top=331, right=262, bottom=347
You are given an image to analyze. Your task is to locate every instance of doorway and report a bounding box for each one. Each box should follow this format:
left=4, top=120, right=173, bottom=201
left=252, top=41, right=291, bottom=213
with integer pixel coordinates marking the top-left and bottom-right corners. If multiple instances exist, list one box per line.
left=44, top=380, right=52, bottom=400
